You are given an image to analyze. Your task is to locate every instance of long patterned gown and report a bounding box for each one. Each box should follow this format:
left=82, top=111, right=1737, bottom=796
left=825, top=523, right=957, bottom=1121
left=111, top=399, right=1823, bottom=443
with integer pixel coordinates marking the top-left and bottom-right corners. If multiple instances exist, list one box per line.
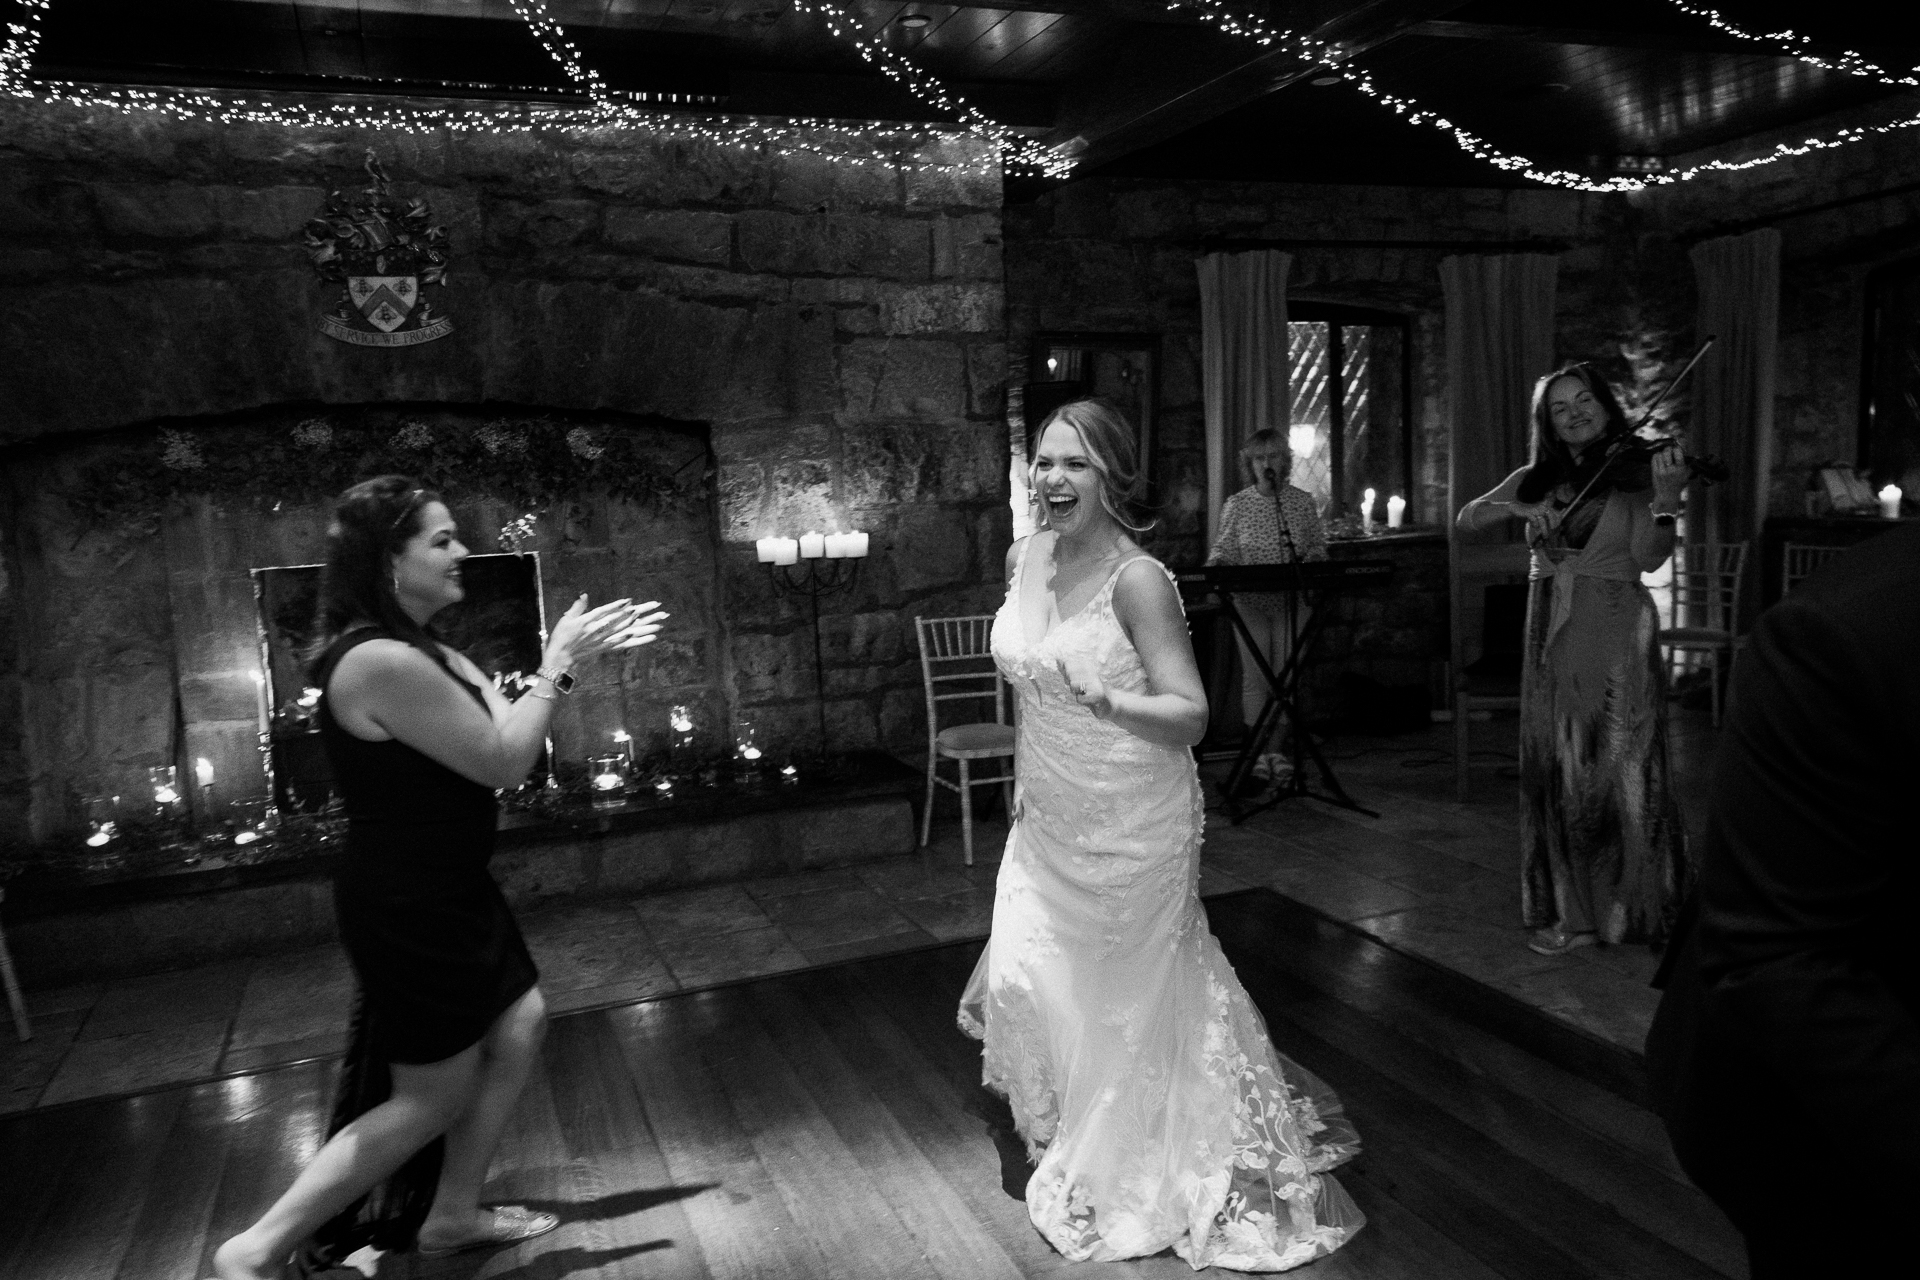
left=958, top=531, right=1364, bottom=1271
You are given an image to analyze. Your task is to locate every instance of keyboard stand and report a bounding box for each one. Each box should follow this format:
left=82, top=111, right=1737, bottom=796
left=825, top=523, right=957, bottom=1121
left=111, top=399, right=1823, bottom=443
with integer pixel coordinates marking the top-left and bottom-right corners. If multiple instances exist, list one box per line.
left=1211, top=584, right=1376, bottom=823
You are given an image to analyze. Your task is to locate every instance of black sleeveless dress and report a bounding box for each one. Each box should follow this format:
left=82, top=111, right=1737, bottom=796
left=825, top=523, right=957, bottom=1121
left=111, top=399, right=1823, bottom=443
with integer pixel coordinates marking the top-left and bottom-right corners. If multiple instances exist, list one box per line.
left=314, top=628, right=538, bottom=1065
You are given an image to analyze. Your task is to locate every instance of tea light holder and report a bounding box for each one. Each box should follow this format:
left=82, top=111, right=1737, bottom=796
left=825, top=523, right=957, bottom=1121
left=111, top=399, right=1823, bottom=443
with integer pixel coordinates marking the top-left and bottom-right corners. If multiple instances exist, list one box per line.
left=587, top=754, right=631, bottom=810
left=735, top=719, right=764, bottom=778
left=82, top=794, right=120, bottom=848
left=149, top=765, right=186, bottom=822
left=229, top=798, right=273, bottom=847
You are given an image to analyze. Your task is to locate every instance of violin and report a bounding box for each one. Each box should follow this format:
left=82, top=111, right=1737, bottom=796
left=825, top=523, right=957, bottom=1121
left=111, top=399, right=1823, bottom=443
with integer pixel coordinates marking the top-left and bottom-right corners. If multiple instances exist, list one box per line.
left=1514, top=337, right=1726, bottom=513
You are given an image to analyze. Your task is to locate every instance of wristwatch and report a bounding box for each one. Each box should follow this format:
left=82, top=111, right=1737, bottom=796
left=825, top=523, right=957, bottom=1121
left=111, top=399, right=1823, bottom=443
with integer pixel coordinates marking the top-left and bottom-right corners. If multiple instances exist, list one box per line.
left=534, top=666, right=575, bottom=694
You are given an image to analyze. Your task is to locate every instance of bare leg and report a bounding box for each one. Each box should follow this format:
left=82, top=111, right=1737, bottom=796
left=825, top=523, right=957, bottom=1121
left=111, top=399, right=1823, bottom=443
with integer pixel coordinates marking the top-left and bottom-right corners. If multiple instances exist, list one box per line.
left=211, top=1048, right=481, bottom=1280
left=416, top=985, right=549, bottom=1248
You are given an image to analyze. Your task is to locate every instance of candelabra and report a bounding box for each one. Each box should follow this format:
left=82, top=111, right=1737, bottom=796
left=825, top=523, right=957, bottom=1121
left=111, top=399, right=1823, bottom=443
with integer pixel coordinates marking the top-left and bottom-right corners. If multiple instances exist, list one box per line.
left=765, top=554, right=863, bottom=757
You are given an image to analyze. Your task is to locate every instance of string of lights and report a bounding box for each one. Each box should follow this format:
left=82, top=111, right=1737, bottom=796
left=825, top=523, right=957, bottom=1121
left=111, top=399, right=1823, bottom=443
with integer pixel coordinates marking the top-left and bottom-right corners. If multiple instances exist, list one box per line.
left=1179, top=0, right=1920, bottom=192
left=790, top=0, right=1072, bottom=176
left=0, top=0, right=1006, bottom=175
left=1658, top=1, right=1920, bottom=88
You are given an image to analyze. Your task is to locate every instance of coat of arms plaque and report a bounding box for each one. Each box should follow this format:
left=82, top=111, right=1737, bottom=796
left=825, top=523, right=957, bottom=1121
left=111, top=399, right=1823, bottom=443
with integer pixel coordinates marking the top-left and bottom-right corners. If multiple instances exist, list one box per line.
left=305, top=151, right=452, bottom=347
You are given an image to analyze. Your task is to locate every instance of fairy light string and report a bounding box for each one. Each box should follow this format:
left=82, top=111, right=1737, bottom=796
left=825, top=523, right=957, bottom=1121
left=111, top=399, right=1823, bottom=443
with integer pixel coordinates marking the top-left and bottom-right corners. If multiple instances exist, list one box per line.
left=1658, top=1, right=1920, bottom=88
left=0, top=0, right=1033, bottom=176
left=1179, top=0, right=1920, bottom=191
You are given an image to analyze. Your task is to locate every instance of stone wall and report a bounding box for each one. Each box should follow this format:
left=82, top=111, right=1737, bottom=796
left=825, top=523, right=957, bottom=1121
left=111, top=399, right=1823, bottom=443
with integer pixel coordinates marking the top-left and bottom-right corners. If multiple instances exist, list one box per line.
left=1001, top=177, right=1661, bottom=567
left=0, top=98, right=1011, bottom=853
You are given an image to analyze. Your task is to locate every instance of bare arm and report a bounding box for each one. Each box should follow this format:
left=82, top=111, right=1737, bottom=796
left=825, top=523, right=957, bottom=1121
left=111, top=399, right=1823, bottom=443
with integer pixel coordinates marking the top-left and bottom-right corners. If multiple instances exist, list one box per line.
left=1059, top=560, right=1209, bottom=748
left=1455, top=466, right=1537, bottom=533
left=330, top=595, right=666, bottom=789
left=1627, top=444, right=1686, bottom=571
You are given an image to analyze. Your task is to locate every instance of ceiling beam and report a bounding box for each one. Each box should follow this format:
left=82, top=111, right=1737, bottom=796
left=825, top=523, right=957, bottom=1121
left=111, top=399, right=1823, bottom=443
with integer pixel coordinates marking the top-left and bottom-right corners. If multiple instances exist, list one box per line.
left=1044, top=0, right=1472, bottom=172
left=1405, top=18, right=1920, bottom=61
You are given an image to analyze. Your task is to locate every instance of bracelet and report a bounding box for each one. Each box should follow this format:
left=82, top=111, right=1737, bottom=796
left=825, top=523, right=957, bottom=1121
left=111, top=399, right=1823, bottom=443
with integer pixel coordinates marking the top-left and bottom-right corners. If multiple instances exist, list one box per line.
left=525, top=688, right=558, bottom=703
left=533, top=665, right=575, bottom=695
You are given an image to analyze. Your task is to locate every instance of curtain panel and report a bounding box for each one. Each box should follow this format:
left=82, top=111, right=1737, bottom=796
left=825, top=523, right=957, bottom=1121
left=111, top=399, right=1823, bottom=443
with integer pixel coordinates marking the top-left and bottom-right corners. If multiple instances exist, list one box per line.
left=1440, top=253, right=1561, bottom=519
left=1689, top=229, right=1781, bottom=543
left=1197, top=251, right=1291, bottom=545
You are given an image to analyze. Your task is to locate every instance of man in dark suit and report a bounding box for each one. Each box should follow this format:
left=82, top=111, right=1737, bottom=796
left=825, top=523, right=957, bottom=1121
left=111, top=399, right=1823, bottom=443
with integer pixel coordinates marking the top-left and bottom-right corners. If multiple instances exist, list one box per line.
left=1647, top=522, right=1920, bottom=1277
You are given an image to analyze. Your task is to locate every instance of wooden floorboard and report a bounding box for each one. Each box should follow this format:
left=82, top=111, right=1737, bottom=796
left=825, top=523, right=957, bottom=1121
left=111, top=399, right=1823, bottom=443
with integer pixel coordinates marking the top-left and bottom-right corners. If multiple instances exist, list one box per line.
left=0, top=889, right=1742, bottom=1280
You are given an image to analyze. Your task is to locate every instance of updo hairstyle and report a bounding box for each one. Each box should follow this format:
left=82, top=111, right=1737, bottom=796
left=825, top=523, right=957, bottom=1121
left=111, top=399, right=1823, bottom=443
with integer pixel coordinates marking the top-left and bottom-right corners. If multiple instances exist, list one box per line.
left=1030, top=397, right=1155, bottom=534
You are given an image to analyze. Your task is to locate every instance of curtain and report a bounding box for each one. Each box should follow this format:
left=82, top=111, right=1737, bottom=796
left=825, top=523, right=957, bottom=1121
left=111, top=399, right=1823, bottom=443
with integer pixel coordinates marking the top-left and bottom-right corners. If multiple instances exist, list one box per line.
left=1689, top=229, right=1781, bottom=543
left=1198, top=251, right=1291, bottom=545
left=1441, top=253, right=1560, bottom=517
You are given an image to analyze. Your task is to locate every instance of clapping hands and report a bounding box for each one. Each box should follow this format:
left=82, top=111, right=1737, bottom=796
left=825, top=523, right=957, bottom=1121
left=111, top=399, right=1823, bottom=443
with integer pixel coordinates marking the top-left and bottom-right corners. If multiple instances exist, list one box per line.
left=547, top=595, right=670, bottom=668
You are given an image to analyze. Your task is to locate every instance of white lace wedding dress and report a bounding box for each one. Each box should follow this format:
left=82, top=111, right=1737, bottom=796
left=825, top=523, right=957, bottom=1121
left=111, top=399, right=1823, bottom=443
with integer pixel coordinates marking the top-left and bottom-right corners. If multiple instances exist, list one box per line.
left=958, top=532, right=1365, bottom=1270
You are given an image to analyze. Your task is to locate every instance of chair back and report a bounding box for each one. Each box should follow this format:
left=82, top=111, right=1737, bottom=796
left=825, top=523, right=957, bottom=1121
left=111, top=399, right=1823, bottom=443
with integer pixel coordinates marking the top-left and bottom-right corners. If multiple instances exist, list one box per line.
left=1670, top=540, right=1748, bottom=632
left=1782, top=542, right=1845, bottom=597
left=914, top=615, right=1008, bottom=751
left=1448, top=533, right=1533, bottom=695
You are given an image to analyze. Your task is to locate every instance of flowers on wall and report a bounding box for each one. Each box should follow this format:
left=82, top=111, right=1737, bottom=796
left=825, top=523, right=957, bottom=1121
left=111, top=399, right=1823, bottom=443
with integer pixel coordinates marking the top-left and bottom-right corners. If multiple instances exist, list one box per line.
left=65, top=406, right=710, bottom=534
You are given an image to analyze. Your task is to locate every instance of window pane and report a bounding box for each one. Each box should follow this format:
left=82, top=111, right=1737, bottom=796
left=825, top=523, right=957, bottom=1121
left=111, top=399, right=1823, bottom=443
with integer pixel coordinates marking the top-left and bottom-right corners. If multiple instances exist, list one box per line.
left=1287, top=321, right=1332, bottom=513
left=1343, top=325, right=1408, bottom=518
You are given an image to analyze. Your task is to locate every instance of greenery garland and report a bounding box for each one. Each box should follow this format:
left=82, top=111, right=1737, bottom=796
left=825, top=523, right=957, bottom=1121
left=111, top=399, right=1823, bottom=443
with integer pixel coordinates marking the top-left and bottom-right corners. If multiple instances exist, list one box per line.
left=63, top=407, right=711, bottom=533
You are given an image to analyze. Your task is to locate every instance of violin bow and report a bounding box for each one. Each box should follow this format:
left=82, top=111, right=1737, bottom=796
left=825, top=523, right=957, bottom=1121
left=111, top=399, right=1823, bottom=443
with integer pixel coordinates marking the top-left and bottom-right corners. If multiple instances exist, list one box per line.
left=1558, top=335, right=1718, bottom=518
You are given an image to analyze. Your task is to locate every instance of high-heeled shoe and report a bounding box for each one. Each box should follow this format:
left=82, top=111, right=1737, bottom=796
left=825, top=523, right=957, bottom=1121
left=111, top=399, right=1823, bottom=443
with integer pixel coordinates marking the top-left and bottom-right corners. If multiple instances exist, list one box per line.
left=1527, top=926, right=1597, bottom=956
left=414, top=1206, right=559, bottom=1258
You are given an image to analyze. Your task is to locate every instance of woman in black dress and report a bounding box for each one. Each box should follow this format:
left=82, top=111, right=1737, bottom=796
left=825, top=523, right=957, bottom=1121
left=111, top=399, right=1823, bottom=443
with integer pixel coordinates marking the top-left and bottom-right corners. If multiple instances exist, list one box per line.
left=214, top=477, right=664, bottom=1279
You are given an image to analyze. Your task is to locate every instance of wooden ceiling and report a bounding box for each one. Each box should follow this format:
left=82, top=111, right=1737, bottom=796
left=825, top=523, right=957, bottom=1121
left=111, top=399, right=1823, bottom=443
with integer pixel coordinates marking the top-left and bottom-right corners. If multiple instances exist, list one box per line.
left=15, top=0, right=1920, bottom=188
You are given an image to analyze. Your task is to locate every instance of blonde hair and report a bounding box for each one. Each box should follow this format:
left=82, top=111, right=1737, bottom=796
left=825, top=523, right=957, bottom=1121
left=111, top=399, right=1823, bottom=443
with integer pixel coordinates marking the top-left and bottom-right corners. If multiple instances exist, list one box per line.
left=1239, top=426, right=1293, bottom=487
left=1029, top=397, right=1154, bottom=534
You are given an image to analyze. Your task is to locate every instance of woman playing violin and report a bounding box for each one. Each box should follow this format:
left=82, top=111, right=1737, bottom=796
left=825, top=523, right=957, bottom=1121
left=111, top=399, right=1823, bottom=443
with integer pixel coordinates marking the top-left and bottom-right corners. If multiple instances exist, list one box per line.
left=1456, top=363, right=1691, bottom=957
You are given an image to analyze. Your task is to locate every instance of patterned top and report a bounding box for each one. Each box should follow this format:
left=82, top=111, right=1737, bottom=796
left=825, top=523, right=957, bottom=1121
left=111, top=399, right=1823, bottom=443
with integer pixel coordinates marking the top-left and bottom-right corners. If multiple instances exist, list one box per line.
left=1208, top=485, right=1328, bottom=612
left=1208, top=485, right=1329, bottom=566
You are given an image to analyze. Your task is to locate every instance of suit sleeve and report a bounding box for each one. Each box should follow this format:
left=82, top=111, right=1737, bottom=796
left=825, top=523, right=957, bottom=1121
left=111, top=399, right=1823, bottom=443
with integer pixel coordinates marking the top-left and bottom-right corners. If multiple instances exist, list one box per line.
left=1698, top=599, right=1920, bottom=1173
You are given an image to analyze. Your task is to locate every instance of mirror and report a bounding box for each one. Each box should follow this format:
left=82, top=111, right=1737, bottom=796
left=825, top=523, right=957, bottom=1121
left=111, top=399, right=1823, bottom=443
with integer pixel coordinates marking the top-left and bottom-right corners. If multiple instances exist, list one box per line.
left=251, top=553, right=548, bottom=808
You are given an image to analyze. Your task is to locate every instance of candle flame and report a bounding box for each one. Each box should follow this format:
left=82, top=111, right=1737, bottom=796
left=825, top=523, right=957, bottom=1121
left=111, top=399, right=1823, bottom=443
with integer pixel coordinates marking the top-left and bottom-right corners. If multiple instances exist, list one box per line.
left=195, top=757, right=214, bottom=787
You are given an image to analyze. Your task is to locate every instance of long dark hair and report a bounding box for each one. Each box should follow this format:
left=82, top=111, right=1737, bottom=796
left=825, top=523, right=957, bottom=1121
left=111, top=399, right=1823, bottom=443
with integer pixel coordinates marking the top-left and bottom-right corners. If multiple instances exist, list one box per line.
left=1514, top=363, right=1642, bottom=503
left=305, top=475, right=459, bottom=682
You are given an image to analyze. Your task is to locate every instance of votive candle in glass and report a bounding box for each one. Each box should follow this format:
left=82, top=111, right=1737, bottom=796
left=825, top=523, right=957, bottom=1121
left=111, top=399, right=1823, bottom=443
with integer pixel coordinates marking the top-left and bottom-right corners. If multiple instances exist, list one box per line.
left=1361, top=488, right=1377, bottom=533
left=1879, top=484, right=1903, bottom=519
left=1387, top=495, right=1406, bottom=529
left=588, top=754, right=629, bottom=810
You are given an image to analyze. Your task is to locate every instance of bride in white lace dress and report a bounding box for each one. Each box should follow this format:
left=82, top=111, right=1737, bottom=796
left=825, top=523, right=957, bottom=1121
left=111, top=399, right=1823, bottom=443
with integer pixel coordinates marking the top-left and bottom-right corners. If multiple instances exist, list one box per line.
left=959, top=399, right=1364, bottom=1270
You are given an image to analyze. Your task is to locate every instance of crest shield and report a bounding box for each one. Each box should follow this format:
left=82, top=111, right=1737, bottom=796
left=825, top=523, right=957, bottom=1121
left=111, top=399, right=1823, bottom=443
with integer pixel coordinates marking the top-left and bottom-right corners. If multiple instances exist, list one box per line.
left=349, top=276, right=417, bottom=332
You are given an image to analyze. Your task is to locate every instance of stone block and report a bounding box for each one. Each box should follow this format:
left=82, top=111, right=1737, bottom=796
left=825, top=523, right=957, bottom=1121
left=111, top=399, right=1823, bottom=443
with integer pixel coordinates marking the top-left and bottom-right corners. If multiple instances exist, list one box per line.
left=604, top=208, right=734, bottom=264
left=839, top=422, right=1007, bottom=508
left=821, top=698, right=880, bottom=751
left=817, top=610, right=909, bottom=668
left=889, top=507, right=972, bottom=592
left=793, top=797, right=914, bottom=865
left=495, top=840, right=591, bottom=909
left=932, top=214, right=1002, bottom=279
left=594, top=829, right=678, bottom=894
left=1046, top=184, right=1119, bottom=239
left=216, top=186, right=327, bottom=241
left=879, top=686, right=924, bottom=751
left=0, top=181, right=97, bottom=242
left=768, top=147, right=905, bottom=213
left=92, top=183, right=220, bottom=239
left=717, top=461, right=768, bottom=541
left=736, top=212, right=929, bottom=279
left=647, top=264, right=789, bottom=304
left=876, top=282, right=1002, bottom=334
left=732, top=631, right=816, bottom=700
left=484, top=199, right=603, bottom=252
left=901, top=135, right=1000, bottom=210
left=837, top=339, right=967, bottom=419
left=967, top=342, right=1007, bottom=419
left=769, top=458, right=836, bottom=530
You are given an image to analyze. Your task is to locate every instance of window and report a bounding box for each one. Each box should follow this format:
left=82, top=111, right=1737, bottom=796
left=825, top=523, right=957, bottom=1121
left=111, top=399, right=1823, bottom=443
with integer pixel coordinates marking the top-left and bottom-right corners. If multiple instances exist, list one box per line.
left=1285, top=303, right=1414, bottom=523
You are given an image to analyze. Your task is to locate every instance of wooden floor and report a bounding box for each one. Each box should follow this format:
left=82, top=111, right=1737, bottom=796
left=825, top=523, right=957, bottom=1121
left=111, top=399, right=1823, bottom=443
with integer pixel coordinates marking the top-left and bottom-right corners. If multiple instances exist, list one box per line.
left=0, top=889, right=1744, bottom=1279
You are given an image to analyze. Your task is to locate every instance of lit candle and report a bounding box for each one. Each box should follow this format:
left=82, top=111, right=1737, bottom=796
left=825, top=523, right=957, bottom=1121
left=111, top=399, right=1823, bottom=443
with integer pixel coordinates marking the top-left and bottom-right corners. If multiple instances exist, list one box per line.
left=755, top=536, right=781, bottom=563
left=799, top=530, right=826, bottom=559
left=251, top=668, right=270, bottom=736
left=1387, top=495, right=1406, bottom=529
left=195, top=757, right=214, bottom=789
left=845, top=530, right=869, bottom=558
left=824, top=531, right=850, bottom=558
left=669, top=706, right=694, bottom=734
left=1879, top=484, right=1903, bottom=519
left=612, top=728, right=633, bottom=766
left=1362, top=488, right=1377, bottom=532
left=765, top=537, right=798, bottom=566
